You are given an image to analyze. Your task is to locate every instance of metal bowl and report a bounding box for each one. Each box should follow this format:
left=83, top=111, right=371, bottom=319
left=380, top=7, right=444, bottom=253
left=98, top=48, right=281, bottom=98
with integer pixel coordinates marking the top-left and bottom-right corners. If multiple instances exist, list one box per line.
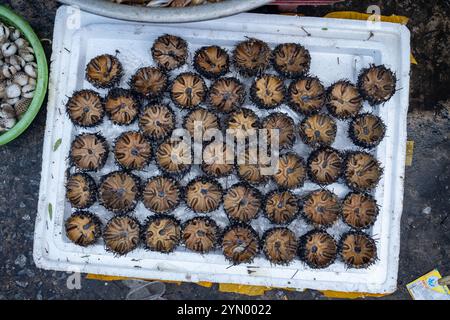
left=58, top=0, right=272, bottom=23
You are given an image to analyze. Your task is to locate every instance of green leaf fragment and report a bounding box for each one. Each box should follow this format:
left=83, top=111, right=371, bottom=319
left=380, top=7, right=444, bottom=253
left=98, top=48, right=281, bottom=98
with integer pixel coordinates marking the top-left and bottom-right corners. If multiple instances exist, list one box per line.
left=48, top=203, right=53, bottom=220
left=53, top=138, right=62, bottom=151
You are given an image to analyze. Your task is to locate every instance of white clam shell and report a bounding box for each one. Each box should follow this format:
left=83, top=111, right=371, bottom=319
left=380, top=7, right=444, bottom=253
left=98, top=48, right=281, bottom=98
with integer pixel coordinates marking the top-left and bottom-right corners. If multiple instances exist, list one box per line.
left=3, top=64, right=17, bottom=78
left=0, top=103, right=17, bottom=131
left=6, top=96, right=19, bottom=105
left=19, top=48, right=35, bottom=63
left=14, top=38, right=29, bottom=49
left=28, top=77, right=36, bottom=86
left=22, top=83, right=35, bottom=99
left=2, top=42, right=18, bottom=57
left=6, top=83, right=21, bottom=98
left=24, top=63, right=37, bottom=78
left=0, top=82, right=6, bottom=99
left=13, top=72, right=29, bottom=86
left=0, top=24, right=10, bottom=43
left=9, top=28, right=21, bottom=41
left=9, top=54, right=26, bottom=69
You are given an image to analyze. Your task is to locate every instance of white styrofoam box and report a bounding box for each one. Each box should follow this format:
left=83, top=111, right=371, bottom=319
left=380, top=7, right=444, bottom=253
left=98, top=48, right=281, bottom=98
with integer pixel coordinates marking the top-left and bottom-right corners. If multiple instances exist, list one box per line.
left=34, top=5, right=410, bottom=294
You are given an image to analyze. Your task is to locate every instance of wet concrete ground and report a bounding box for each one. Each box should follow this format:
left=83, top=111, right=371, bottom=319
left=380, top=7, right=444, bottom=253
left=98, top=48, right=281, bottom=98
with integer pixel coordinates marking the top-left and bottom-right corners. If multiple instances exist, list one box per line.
left=0, top=0, right=448, bottom=300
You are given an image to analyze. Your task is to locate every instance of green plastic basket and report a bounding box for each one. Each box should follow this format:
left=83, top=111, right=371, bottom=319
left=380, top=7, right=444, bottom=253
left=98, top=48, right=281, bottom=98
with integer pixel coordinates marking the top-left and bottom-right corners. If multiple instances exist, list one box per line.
left=0, top=5, right=48, bottom=145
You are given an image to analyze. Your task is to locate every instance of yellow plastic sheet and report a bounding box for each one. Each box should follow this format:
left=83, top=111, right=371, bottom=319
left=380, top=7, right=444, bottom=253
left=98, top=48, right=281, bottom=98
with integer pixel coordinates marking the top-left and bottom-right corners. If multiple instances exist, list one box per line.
left=406, top=141, right=415, bottom=166
left=320, top=290, right=388, bottom=299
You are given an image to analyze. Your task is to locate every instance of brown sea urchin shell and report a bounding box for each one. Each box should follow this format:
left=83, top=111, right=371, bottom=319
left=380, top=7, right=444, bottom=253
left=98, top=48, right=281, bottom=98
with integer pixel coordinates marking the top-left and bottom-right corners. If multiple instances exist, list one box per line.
left=223, top=183, right=262, bottom=223
left=262, top=227, right=298, bottom=265
left=170, top=72, right=207, bottom=109
left=222, top=224, right=260, bottom=264
left=105, top=88, right=140, bottom=125
left=99, top=171, right=140, bottom=214
left=182, top=216, right=219, bottom=254
left=201, top=142, right=234, bottom=178
left=65, top=173, right=97, bottom=209
left=273, top=153, right=307, bottom=189
left=349, top=113, right=386, bottom=149
left=299, top=113, right=337, bottom=147
left=262, top=112, right=296, bottom=150
left=70, top=133, right=109, bottom=171
left=66, top=90, right=104, bottom=127
left=182, top=107, right=221, bottom=138
left=130, top=67, right=168, bottom=101
left=208, top=77, right=245, bottom=113
left=138, top=104, right=175, bottom=141
left=233, top=38, right=271, bottom=77
left=142, top=176, right=181, bottom=214
left=155, top=138, right=192, bottom=176
left=226, top=107, right=259, bottom=141
left=299, top=230, right=337, bottom=269
left=358, top=65, right=396, bottom=106
left=103, top=215, right=141, bottom=255
left=114, top=131, right=152, bottom=170
left=143, top=214, right=181, bottom=253
left=302, top=190, right=341, bottom=227
left=151, top=34, right=188, bottom=71
left=327, top=80, right=363, bottom=119
left=339, top=231, right=377, bottom=269
left=194, top=45, right=230, bottom=79
left=307, top=148, right=343, bottom=185
left=264, top=190, right=299, bottom=225
left=65, top=211, right=102, bottom=247
left=343, top=152, right=382, bottom=192
left=250, top=74, right=285, bottom=109
left=236, top=147, right=271, bottom=186
left=288, top=77, right=326, bottom=115
left=272, top=43, right=311, bottom=79
left=85, top=54, right=122, bottom=89
left=185, top=177, right=223, bottom=213
left=342, top=192, right=379, bottom=230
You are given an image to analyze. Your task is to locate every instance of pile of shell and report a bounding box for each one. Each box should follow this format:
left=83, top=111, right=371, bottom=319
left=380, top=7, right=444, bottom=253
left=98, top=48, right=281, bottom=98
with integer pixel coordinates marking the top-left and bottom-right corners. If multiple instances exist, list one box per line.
left=0, top=22, right=37, bottom=133
left=111, top=0, right=223, bottom=7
